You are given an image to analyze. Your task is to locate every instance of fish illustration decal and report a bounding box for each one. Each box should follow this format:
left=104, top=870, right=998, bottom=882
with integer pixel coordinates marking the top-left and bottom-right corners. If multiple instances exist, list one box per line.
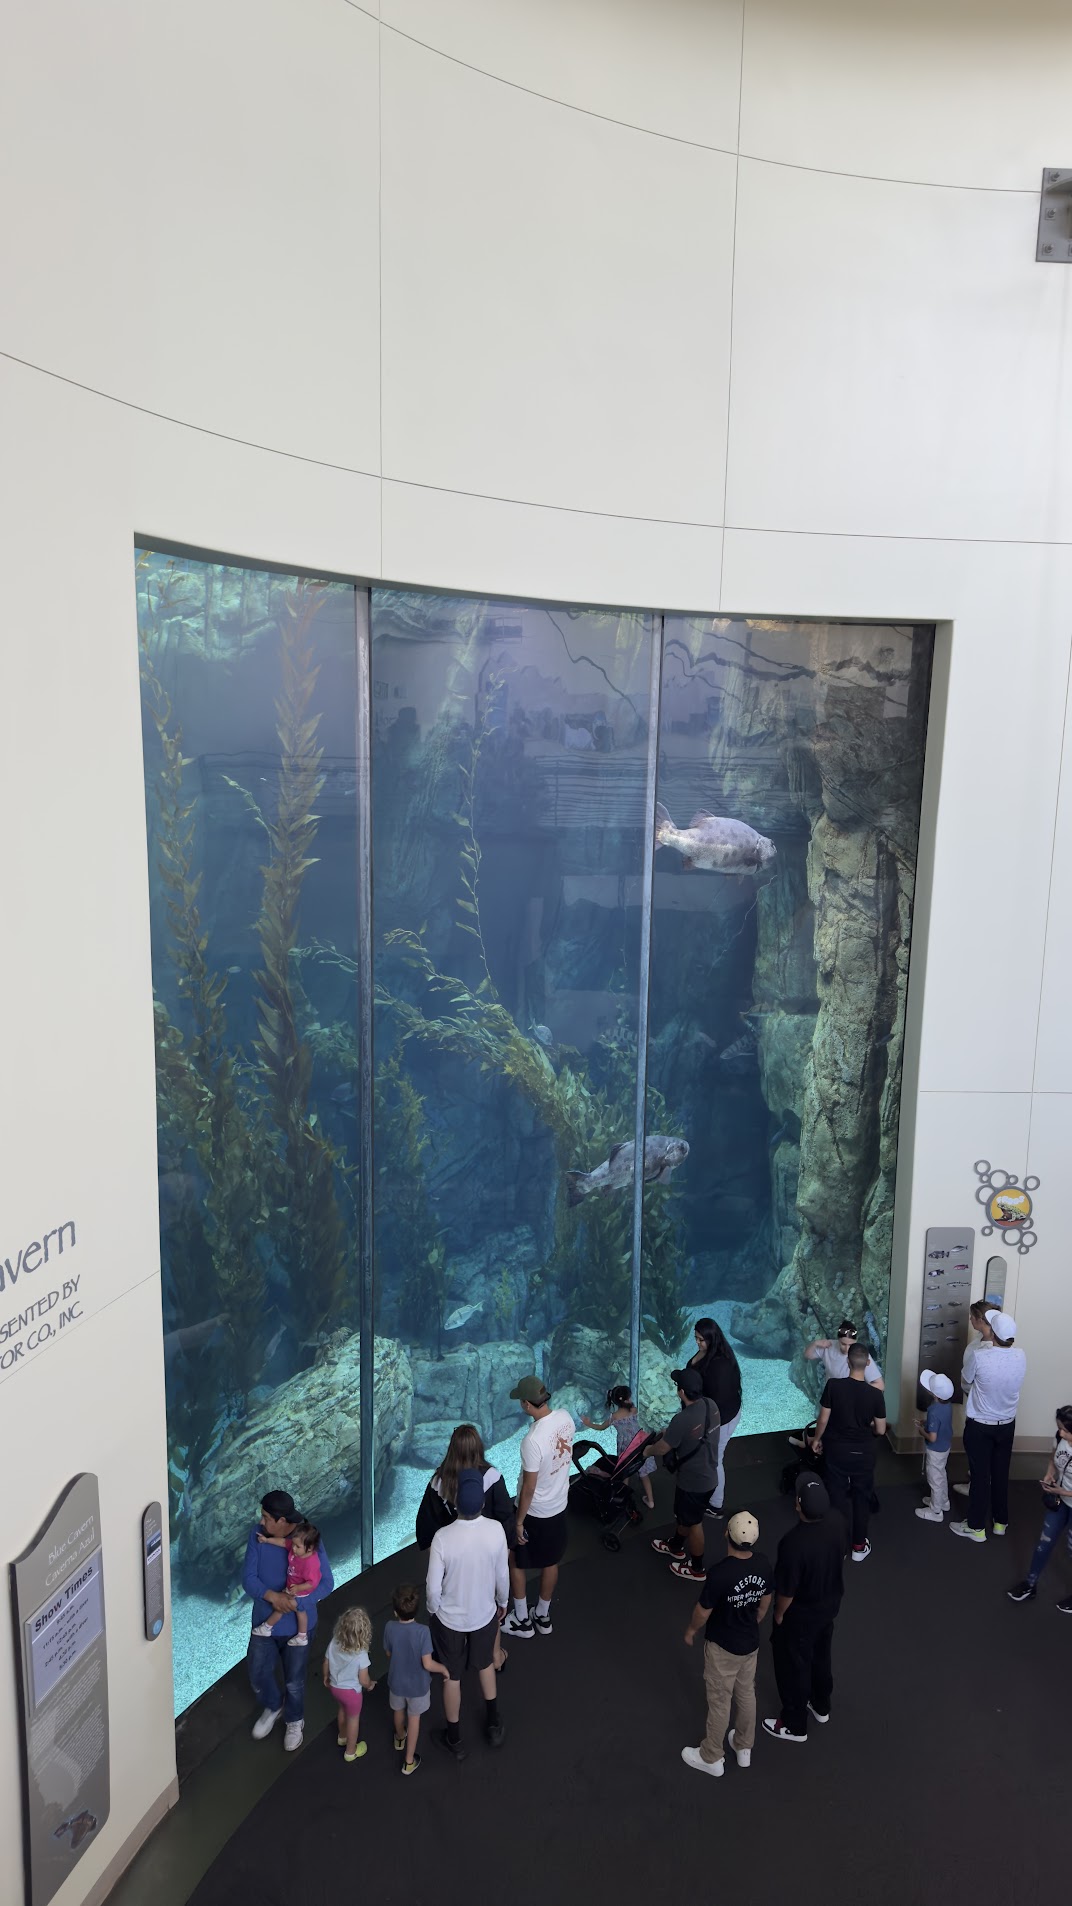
left=444, top=1300, right=484, bottom=1332
left=654, top=802, right=776, bottom=875
left=565, top=1135, right=689, bottom=1207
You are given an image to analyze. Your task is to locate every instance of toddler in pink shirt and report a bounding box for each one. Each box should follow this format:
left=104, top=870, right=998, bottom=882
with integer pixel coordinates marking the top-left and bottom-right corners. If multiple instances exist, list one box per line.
left=251, top=1519, right=322, bottom=1647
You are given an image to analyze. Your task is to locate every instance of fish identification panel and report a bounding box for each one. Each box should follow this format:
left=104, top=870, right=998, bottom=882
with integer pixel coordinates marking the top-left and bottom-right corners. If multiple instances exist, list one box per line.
left=919, top=1228, right=975, bottom=1399
left=11, top=1472, right=110, bottom=1906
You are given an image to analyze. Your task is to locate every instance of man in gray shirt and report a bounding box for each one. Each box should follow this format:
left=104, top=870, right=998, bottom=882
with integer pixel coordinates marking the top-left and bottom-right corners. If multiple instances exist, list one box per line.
left=426, top=1468, right=509, bottom=1759
left=649, top=1369, right=721, bottom=1582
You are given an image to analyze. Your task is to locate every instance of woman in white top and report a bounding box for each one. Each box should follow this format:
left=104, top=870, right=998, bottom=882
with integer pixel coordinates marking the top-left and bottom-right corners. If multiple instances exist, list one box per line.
left=1006, top=1405, right=1072, bottom=1608
left=952, top=1309, right=1027, bottom=1542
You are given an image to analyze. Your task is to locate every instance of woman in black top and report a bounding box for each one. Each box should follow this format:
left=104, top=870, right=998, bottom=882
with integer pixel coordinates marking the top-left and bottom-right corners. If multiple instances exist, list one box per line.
left=687, top=1317, right=743, bottom=1518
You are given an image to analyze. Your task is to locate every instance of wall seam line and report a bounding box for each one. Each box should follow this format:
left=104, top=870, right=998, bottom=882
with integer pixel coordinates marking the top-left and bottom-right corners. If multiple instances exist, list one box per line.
left=347, top=1, right=1041, bottom=196
left=719, top=0, right=746, bottom=611
left=1025, top=625, right=1072, bottom=1166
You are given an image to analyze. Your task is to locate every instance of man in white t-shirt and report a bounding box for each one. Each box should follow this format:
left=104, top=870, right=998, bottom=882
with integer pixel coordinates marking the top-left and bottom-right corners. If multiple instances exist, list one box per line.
left=951, top=1310, right=1027, bottom=1543
left=502, top=1376, right=574, bottom=1640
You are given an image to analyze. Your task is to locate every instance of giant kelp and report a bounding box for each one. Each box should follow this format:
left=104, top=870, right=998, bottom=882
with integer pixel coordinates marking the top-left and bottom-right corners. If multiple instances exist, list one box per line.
left=252, top=586, right=351, bottom=1340
left=140, top=633, right=269, bottom=1404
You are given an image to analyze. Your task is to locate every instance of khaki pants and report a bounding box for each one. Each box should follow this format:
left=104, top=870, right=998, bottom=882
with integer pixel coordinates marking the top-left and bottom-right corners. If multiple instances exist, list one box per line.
left=701, top=1639, right=757, bottom=1763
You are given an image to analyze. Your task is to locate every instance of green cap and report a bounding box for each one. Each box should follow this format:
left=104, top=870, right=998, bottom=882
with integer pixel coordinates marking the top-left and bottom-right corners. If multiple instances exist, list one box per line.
left=509, top=1374, right=550, bottom=1405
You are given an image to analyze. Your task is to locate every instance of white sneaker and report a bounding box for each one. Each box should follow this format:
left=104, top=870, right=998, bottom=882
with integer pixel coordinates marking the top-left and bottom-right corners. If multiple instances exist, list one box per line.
left=727, top=1727, right=751, bottom=1767
left=915, top=1507, right=944, bottom=1522
left=251, top=1706, right=282, bottom=1740
left=283, top=1721, right=304, bottom=1752
left=950, top=1521, right=985, bottom=1542
left=250, top=1622, right=275, bottom=1638
left=807, top=1702, right=830, bottom=1724
left=501, top=1612, right=535, bottom=1638
left=286, top=1634, right=309, bottom=1647
left=953, top=1482, right=970, bottom=1497
left=681, top=1745, right=723, bottom=1776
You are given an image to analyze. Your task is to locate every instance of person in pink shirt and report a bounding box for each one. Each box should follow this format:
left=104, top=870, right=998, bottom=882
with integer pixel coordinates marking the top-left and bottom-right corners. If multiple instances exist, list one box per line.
left=251, top=1519, right=323, bottom=1646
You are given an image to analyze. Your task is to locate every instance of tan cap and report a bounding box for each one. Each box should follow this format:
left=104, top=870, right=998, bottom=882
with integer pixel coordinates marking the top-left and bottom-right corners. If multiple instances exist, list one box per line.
left=727, top=1511, right=759, bottom=1547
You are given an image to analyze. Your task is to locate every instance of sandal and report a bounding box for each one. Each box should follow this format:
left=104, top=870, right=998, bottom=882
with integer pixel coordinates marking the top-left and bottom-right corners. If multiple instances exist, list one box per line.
left=495, top=1651, right=509, bottom=1674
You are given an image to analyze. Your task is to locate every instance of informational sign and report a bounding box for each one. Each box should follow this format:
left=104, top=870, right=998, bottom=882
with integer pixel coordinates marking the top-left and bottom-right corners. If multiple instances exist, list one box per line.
left=918, top=1227, right=974, bottom=1400
left=11, top=1474, right=109, bottom=1906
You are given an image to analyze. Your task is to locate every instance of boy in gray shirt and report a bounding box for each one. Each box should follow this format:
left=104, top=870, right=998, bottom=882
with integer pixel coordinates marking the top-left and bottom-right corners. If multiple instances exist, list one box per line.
left=383, top=1583, right=447, bottom=1776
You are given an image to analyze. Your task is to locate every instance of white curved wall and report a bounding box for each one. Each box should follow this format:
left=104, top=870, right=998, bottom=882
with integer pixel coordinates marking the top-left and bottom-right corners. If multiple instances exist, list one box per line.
left=3, top=3, right=1072, bottom=1895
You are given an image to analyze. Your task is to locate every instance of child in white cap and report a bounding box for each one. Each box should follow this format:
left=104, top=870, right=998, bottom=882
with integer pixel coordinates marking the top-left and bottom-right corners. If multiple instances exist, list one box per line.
left=914, top=1371, right=954, bottom=1521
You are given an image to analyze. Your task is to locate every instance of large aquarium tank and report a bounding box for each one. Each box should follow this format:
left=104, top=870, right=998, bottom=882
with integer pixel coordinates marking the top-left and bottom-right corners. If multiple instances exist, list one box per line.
left=137, top=549, right=933, bottom=1713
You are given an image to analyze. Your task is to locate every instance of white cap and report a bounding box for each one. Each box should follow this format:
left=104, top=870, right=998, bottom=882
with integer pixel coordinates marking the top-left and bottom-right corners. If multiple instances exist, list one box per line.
left=920, top=1369, right=954, bottom=1401
left=987, top=1311, right=1017, bottom=1340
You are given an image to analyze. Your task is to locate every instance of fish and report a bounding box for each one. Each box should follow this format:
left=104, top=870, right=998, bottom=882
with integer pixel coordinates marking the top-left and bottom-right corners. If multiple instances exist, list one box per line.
left=163, top=1314, right=226, bottom=1361
left=262, top=1323, right=286, bottom=1363
left=226, top=965, right=242, bottom=976
left=529, top=1023, right=555, bottom=1050
left=654, top=802, right=776, bottom=875
left=331, top=1081, right=358, bottom=1105
left=565, top=1135, right=689, bottom=1207
left=444, top=1301, right=483, bottom=1331
left=717, top=1030, right=758, bottom=1074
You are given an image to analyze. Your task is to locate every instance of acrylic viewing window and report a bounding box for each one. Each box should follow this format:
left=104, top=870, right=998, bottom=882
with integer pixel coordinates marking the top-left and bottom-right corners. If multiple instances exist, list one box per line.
left=136, top=552, right=933, bottom=1714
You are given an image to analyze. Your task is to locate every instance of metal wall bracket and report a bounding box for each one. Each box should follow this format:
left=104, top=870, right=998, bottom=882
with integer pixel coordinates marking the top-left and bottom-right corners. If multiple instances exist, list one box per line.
left=1037, top=169, right=1072, bottom=261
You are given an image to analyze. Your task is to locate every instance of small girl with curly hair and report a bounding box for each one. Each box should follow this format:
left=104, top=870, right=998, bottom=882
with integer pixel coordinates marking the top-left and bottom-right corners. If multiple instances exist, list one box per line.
left=322, top=1605, right=377, bottom=1761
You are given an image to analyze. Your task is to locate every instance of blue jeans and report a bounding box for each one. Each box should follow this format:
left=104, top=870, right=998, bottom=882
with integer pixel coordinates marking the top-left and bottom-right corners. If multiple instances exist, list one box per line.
left=247, top=1632, right=308, bottom=1723
left=1027, top=1501, right=1072, bottom=1585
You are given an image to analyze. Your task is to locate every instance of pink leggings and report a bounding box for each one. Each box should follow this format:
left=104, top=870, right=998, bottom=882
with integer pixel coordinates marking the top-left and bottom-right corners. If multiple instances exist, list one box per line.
left=331, top=1687, right=363, bottom=1716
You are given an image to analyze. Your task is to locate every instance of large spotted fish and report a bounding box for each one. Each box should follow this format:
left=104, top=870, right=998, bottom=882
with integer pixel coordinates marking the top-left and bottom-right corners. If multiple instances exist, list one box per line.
left=565, top=1135, right=689, bottom=1207
left=655, top=802, right=776, bottom=875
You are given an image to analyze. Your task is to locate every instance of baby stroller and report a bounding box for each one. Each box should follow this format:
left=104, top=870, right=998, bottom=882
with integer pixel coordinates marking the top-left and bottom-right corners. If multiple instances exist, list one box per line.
left=568, top=1428, right=652, bottom=1552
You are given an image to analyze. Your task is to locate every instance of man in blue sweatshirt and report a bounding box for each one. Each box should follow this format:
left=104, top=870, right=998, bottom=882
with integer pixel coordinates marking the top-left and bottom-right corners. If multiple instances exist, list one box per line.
left=242, top=1489, right=334, bottom=1752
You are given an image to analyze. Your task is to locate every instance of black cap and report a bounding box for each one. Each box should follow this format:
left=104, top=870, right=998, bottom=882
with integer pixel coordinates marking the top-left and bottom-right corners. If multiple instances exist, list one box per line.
left=678, top=1368, right=704, bottom=1400
left=261, top=1490, right=299, bottom=1522
left=795, top=1474, right=830, bottom=1520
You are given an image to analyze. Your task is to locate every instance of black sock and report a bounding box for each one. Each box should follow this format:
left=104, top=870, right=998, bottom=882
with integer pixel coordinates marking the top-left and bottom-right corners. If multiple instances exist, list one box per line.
left=669, top=1537, right=685, bottom=1554
left=446, top=1720, right=461, bottom=1745
left=485, top=1697, right=499, bottom=1727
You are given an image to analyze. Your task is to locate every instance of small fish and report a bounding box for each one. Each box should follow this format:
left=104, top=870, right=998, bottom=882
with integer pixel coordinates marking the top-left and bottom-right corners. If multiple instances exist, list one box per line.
left=226, top=965, right=242, bottom=976
left=565, top=1134, right=689, bottom=1207
left=655, top=802, right=776, bottom=875
left=444, top=1301, right=483, bottom=1332
left=529, top=1023, right=555, bottom=1050
left=263, top=1323, right=286, bottom=1363
left=163, top=1314, right=226, bottom=1361
left=718, top=1031, right=758, bottom=1074
left=331, top=1081, right=358, bottom=1105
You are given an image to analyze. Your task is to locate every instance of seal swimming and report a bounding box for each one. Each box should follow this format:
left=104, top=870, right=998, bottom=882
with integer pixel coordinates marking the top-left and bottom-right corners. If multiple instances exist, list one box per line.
left=654, top=802, right=776, bottom=875
left=565, top=1134, right=689, bottom=1206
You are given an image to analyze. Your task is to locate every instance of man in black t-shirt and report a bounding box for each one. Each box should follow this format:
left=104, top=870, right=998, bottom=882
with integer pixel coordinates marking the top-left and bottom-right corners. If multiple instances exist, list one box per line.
left=812, top=1341, right=887, bottom=1561
left=763, top=1473, right=844, bottom=1744
left=680, top=1512, right=773, bottom=1777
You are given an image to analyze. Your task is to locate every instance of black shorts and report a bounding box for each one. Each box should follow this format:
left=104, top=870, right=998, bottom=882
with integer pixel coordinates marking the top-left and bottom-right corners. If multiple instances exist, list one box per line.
left=513, top=1509, right=568, bottom=1570
left=674, top=1487, right=710, bottom=1528
left=429, top=1610, right=499, bottom=1681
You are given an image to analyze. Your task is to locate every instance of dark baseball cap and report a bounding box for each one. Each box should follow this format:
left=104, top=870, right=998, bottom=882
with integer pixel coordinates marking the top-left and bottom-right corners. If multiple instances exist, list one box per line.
left=510, top=1374, right=550, bottom=1405
left=456, top=1469, right=485, bottom=1518
left=795, top=1474, right=830, bottom=1520
left=261, top=1490, right=299, bottom=1522
left=678, top=1368, right=704, bottom=1400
